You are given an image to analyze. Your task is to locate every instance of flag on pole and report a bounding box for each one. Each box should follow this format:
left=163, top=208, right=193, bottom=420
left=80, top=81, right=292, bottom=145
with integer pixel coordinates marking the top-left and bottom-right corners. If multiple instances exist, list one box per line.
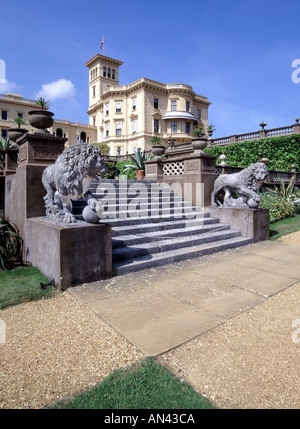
left=100, top=36, right=104, bottom=54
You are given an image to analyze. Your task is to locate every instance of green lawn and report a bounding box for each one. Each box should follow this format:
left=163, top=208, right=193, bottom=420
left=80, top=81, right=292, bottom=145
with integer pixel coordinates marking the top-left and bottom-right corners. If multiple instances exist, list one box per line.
left=269, top=215, right=300, bottom=241
left=0, top=266, right=56, bottom=310
left=48, top=357, right=215, bottom=409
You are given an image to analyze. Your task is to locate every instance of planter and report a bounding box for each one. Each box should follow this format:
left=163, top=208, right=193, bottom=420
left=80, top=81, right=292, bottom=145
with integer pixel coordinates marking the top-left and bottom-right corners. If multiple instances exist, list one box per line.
left=28, top=110, right=54, bottom=134
left=7, top=128, right=28, bottom=143
left=192, top=138, right=208, bottom=152
left=152, top=143, right=165, bottom=157
left=136, top=170, right=145, bottom=180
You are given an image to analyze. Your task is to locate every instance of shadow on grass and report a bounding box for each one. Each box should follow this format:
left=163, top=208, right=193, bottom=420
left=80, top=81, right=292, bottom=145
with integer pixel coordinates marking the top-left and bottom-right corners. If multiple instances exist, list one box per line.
left=48, top=357, right=216, bottom=410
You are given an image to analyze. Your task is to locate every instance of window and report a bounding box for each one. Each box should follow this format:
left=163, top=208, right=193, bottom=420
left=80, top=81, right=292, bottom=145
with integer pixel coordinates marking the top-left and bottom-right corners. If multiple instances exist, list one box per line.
left=154, top=119, right=159, bottom=133
left=197, top=110, right=201, bottom=120
left=112, top=69, right=115, bottom=79
left=116, top=102, right=122, bottom=113
left=185, top=122, right=190, bottom=134
left=132, top=98, right=136, bottom=110
left=93, top=116, right=96, bottom=126
left=80, top=132, right=86, bottom=143
left=108, top=68, right=111, bottom=78
left=116, top=122, right=122, bottom=136
left=18, top=113, right=23, bottom=118
left=103, top=67, right=106, bottom=77
left=171, top=121, right=177, bottom=133
left=92, top=86, right=96, bottom=98
left=56, top=128, right=63, bottom=138
left=106, top=124, right=109, bottom=137
left=1, top=129, right=8, bottom=139
left=132, top=120, right=136, bottom=133
left=186, top=101, right=190, bottom=112
left=154, top=98, right=158, bottom=109
left=171, top=100, right=177, bottom=111
left=1, top=110, right=8, bottom=120
left=105, top=104, right=109, bottom=115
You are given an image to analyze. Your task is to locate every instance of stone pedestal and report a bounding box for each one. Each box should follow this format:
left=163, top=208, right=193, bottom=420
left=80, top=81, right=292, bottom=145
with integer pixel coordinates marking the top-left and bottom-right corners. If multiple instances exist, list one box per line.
left=204, top=206, right=269, bottom=243
left=27, top=218, right=112, bottom=290
left=16, top=132, right=67, bottom=167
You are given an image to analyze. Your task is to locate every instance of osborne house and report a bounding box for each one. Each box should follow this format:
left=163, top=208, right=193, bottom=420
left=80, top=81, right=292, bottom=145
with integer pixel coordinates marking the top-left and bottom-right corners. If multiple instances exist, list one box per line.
left=0, top=53, right=210, bottom=153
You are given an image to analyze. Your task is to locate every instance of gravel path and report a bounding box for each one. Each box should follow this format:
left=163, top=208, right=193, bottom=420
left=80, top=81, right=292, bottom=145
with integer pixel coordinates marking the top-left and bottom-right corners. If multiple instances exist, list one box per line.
left=0, top=294, right=144, bottom=409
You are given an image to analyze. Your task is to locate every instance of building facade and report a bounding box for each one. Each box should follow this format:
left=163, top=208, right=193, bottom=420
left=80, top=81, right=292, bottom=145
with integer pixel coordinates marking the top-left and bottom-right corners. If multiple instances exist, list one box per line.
left=85, top=54, right=210, bottom=155
left=0, top=93, right=97, bottom=146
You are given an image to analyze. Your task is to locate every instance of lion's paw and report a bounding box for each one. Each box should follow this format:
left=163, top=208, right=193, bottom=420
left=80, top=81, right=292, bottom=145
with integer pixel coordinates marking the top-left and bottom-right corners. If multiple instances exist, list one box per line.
left=63, top=212, right=77, bottom=224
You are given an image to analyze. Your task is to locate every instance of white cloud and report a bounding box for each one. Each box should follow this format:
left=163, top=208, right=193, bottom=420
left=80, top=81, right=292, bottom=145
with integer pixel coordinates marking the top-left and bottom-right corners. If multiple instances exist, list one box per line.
left=36, top=78, right=75, bottom=101
left=0, top=80, right=17, bottom=93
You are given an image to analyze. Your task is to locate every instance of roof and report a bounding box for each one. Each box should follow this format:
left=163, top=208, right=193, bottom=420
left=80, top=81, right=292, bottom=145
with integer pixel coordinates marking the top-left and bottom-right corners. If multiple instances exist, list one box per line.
left=84, top=54, right=124, bottom=68
left=162, top=111, right=198, bottom=122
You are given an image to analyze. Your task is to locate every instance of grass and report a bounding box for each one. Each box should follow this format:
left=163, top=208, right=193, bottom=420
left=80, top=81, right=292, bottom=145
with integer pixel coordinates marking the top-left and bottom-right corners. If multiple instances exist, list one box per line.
left=269, top=215, right=300, bottom=241
left=0, top=266, right=56, bottom=310
left=48, top=357, right=216, bottom=409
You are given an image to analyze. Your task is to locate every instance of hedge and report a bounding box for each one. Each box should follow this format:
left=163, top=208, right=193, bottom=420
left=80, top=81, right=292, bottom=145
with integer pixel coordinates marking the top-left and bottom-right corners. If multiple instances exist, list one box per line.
left=205, top=134, right=300, bottom=171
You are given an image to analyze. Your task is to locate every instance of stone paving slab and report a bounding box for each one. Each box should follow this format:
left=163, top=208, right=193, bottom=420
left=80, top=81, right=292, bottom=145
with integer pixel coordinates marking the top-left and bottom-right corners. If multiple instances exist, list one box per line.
left=69, top=240, right=300, bottom=356
left=88, top=287, right=223, bottom=356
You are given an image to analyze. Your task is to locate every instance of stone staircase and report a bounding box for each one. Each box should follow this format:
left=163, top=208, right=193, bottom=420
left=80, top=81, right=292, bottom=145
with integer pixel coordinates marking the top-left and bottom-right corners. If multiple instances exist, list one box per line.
left=73, top=179, right=252, bottom=276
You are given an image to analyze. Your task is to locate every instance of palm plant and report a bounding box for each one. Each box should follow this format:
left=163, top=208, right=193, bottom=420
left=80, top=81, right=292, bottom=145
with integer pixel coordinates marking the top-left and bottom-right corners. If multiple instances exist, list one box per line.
left=0, top=216, right=23, bottom=270
left=35, top=97, right=52, bottom=110
left=150, top=136, right=162, bottom=146
left=13, top=116, right=25, bottom=128
left=193, top=128, right=204, bottom=138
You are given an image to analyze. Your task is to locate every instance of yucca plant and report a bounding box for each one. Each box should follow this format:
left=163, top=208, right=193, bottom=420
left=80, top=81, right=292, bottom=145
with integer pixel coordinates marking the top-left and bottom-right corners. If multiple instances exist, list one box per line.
left=124, top=148, right=152, bottom=172
left=0, top=137, right=10, bottom=150
left=0, top=216, right=23, bottom=270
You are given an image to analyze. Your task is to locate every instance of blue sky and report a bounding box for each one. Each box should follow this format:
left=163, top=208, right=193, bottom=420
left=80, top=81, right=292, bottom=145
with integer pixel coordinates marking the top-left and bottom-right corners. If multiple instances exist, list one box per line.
left=1, top=0, right=300, bottom=138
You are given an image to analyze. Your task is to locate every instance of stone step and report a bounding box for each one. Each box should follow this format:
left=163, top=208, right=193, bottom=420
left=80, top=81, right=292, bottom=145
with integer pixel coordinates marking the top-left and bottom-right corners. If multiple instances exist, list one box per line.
left=111, top=228, right=239, bottom=261
left=98, top=212, right=213, bottom=227
left=112, top=236, right=253, bottom=276
left=111, top=221, right=229, bottom=241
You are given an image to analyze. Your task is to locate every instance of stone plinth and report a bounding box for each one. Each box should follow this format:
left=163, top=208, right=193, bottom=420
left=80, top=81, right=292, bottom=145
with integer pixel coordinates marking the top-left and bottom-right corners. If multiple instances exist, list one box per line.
left=27, top=218, right=112, bottom=290
left=16, top=133, right=67, bottom=167
left=204, top=206, right=269, bottom=243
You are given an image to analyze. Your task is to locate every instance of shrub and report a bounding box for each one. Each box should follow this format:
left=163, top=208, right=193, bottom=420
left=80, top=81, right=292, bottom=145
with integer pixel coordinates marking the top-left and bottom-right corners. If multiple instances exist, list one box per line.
left=103, top=161, right=120, bottom=179
left=259, top=193, right=295, bottom=223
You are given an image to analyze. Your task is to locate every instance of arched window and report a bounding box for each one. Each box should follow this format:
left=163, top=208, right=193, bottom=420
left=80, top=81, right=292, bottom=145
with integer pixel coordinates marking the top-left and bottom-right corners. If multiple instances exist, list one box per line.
left=103, top=67, right=106, bottom=77
left=108, top=68, right=111, bottom=78
left=80, top=132, right=86, bottom=143
left=112, top=69, right=115, bottom=79
left=56, top=128, right=63, bottom=138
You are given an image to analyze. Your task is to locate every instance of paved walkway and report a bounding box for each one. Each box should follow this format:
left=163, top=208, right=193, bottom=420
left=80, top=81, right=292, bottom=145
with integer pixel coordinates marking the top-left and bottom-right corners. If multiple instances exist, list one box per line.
left=69, top=240, right=300, bottom=356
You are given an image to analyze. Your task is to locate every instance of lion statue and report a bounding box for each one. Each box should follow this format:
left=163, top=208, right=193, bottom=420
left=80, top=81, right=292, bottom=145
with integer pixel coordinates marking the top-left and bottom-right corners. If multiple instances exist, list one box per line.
left=211, top=162, right=268, bottom=208
left=42, top=143, right=107, bottom=223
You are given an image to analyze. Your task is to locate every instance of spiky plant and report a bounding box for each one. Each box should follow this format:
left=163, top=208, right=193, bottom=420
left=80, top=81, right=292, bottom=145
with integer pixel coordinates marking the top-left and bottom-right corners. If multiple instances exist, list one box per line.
left=35, top=97, right=52, bottom=110
left=0, top=216, right=23, bottom=270
left=124, top=148, right=152, bottom=172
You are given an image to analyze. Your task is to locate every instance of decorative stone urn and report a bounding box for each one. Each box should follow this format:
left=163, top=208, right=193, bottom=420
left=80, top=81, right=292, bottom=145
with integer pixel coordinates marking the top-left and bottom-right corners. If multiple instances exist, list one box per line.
left=152, top=143, right=166, bottom=157
left=7, top=128, right=28, bottom=143
left=191, top=137, right=208, bottom=152
left=28, top=110, right=54, bottom=134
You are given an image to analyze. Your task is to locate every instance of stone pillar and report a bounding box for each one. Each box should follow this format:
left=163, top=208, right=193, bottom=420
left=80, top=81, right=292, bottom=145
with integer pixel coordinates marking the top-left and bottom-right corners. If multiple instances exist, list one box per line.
left=5, top=133, right=67, bottom=253
left=144, top=157, right=164, bottom=181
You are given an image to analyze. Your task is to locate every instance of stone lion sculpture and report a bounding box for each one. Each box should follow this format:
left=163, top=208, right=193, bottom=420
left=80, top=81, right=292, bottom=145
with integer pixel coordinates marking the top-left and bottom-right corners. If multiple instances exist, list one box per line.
left=42, top=143, right=107, bottom=223
left=211, top=162, right=268, bottom=208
